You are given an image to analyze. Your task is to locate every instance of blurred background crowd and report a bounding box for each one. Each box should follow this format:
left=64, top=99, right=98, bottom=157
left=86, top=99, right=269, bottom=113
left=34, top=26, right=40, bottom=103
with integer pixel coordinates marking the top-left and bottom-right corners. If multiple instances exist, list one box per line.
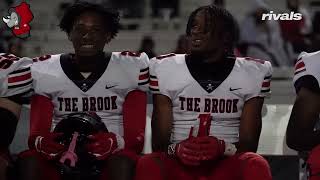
left=0, top=0, right=319, bottom=67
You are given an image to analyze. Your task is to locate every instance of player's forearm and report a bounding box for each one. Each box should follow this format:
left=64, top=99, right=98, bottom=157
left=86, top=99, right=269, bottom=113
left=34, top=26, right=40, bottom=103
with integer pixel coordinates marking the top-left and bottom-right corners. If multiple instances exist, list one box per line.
left=237, top=132, right=260, bottom=153
left=151, top=128, right=171, bottom=152
left=238, top=125, right=261, bottom=152
left=286, top=129, right=320, bottom=151
left=123, top=133, right=144, bottom=153
left=286, top=108, right=320, bottom=151
left=30, top=95, right=53, bottom=135
left=151, top=118, right=171, bottom=152
left=151, top=108, right=173, bottom=151
left=236, top=140, right=259, bottom=153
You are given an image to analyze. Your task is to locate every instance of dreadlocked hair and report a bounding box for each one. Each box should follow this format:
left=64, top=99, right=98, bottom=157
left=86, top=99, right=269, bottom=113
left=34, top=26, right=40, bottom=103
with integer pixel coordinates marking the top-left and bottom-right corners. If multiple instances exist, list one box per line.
left=186, top=5, right=239, bottom=52
left=59, top=1, right=120, bottom=39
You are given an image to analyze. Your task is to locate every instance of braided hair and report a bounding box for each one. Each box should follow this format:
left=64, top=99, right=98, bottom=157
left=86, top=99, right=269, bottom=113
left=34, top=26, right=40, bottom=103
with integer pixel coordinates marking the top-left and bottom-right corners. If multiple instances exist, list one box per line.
left=186, top=5, right=239, bottom=53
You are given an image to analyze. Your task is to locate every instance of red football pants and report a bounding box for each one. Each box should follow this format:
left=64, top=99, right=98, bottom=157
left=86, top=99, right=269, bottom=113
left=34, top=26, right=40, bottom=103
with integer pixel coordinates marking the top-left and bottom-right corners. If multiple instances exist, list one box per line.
left=18, top=149, right=139, bottom=180
left=135, top=152, right=272, bottom=180
left=307, top=144, right=320, bottom=180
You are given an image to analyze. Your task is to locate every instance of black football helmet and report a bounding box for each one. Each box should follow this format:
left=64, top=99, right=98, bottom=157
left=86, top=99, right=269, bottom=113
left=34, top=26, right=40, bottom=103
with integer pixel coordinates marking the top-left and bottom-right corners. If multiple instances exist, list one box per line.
left=53, top=112, right=108, bottom=179
left=54, top=112, right=108, bottom=147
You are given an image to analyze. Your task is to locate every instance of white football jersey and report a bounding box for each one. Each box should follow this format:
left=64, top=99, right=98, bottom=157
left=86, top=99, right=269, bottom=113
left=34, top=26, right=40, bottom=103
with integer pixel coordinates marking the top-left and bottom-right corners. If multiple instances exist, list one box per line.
left=149, top=54, right=272, bottom=143
left=31, top=52, right=149, bottom=135
left=292, top=51, right=320, bottom=180
left=0, top=53, right=33, bottom=97
left=293, top=51, right=320, bottom=89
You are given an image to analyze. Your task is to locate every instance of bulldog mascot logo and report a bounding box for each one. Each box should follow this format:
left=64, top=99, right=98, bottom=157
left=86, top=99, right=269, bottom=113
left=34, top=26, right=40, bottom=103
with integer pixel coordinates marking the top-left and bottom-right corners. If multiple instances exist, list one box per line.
left=2, top=2, right=34, bottom=39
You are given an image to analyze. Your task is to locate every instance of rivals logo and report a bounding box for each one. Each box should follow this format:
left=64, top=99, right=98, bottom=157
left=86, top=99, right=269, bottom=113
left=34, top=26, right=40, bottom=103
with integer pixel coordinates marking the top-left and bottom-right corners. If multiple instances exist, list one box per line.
left=2, top=2, right=34, bottom=39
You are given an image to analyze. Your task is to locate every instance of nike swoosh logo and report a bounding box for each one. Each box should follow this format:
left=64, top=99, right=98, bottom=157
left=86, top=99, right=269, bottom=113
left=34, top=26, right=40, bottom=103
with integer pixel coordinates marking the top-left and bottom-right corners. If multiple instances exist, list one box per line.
left=105, top=85, right=117, bottom=89
left=229, top=87, right=242, bottom=91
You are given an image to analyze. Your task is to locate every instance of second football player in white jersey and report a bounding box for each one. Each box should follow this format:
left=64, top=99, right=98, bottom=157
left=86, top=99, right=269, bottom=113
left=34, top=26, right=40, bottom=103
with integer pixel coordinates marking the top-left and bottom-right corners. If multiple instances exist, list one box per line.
left=136, top=5, right=272, bottom=180
left=287, top=51, right=320, bottom=180
left=149, top=54, right=271, bottom=144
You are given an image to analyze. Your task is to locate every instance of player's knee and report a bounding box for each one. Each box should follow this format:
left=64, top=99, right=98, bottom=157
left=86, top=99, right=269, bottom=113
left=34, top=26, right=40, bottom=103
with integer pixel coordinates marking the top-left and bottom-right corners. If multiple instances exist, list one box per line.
left=16, top=150, right=42, bottom=180
left=135, top=153, right=163, bottom=180
left=0, top=107, right=18, bottom=149
left=244, top=152, right=270, bottom=168
left=307, top=145, right=320, bottom=177
left=16, top=150, right=60, bottom=180
left=307, top=145, right=320, bottom=166
left=0, top=149, right=10, bottom=163
left=107, top=154, right=135, bottom=169
left=16, top=150, right=48, bottom=174
left=136, top=153, right=159, bottom=169
left=0, top=151, right=11, bottom=180
left=18, top=149, right=41, bottom=160
left=238, top=152, right=271, bottom=179
left=106, top=154, right=136, bottom=180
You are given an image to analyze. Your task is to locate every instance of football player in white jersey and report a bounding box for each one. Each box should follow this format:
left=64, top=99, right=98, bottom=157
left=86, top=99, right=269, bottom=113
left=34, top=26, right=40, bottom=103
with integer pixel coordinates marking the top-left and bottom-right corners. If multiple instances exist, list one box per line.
left=135, top=5, right=272, bottom=180
left=286, top=51, right=320, bottom=180
left=0, top=53, right=34, bottom=180
left=16, top=2, right=149, bottom=180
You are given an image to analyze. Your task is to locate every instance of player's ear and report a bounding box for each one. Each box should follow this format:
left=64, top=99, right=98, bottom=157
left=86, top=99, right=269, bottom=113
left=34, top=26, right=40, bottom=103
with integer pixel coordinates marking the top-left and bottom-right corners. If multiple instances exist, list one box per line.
left=67, top=32, right=72, bottom=41
left=68, top=34, right=71, bottom=41
left=104, top=33, right=112, bottom=44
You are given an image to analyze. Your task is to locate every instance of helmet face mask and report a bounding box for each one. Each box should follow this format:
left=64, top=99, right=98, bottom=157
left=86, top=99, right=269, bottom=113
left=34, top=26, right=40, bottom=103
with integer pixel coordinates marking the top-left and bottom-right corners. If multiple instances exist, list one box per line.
left=53, top=112, right=108, bottom=177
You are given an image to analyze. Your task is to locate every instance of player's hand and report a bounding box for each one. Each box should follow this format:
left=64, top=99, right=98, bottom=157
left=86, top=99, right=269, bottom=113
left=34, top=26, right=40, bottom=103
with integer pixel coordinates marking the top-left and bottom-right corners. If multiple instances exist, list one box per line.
left=86, top=132, right=123, bottom=160
left=174, top=138, right=202, bottom=166
left=194, top=136, right=225, bottom=161
left=33, top=132, right=66, bottom=160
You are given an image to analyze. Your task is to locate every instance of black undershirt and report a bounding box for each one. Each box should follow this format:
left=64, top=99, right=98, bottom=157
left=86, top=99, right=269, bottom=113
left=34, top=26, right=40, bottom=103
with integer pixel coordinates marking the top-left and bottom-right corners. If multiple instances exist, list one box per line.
left=60, top=52, right=111, bottom=92
left=185, top=54, right=236, bottom=93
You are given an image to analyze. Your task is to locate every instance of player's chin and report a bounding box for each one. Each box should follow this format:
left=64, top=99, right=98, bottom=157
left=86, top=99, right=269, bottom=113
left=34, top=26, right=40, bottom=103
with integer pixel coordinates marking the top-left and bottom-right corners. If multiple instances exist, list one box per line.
left=190, top=47, right=205, bottom=55
left=77, top=49, right=99, bottom=57
left=190, top=43, right=207, bottom=52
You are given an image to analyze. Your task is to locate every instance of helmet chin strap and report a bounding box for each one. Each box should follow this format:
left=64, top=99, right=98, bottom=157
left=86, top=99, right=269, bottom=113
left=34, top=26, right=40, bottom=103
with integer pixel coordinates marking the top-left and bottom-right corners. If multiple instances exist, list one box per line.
left=59, top=132, right=79, bottom=167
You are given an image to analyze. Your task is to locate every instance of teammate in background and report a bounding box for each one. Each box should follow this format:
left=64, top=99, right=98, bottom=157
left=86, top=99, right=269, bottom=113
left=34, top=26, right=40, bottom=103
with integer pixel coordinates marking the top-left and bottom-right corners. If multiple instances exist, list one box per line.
left=286, top=51, right=320, bottom=180
left=135, top=5, right=272, bottom=180
left=16, top=1, right=149, bottom=180
left=0, top=53, right=33, bottom=180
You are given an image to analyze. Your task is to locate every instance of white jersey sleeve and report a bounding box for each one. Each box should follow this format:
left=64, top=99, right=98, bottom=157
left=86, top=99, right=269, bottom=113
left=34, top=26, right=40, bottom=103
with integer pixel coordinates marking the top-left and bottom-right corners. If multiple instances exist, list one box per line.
left=31, top=54, right=60, bottom=98
left=115, top=51, right=150, bottom=92
left=135, top=52, right=149, bottom=92
left=241, top=58, right=273, bottom=101
left=293, top=51, right=320, bottom=92
left=0, top=53, right=33, bottom=97
left=149, top=53, right=176, bottom=98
